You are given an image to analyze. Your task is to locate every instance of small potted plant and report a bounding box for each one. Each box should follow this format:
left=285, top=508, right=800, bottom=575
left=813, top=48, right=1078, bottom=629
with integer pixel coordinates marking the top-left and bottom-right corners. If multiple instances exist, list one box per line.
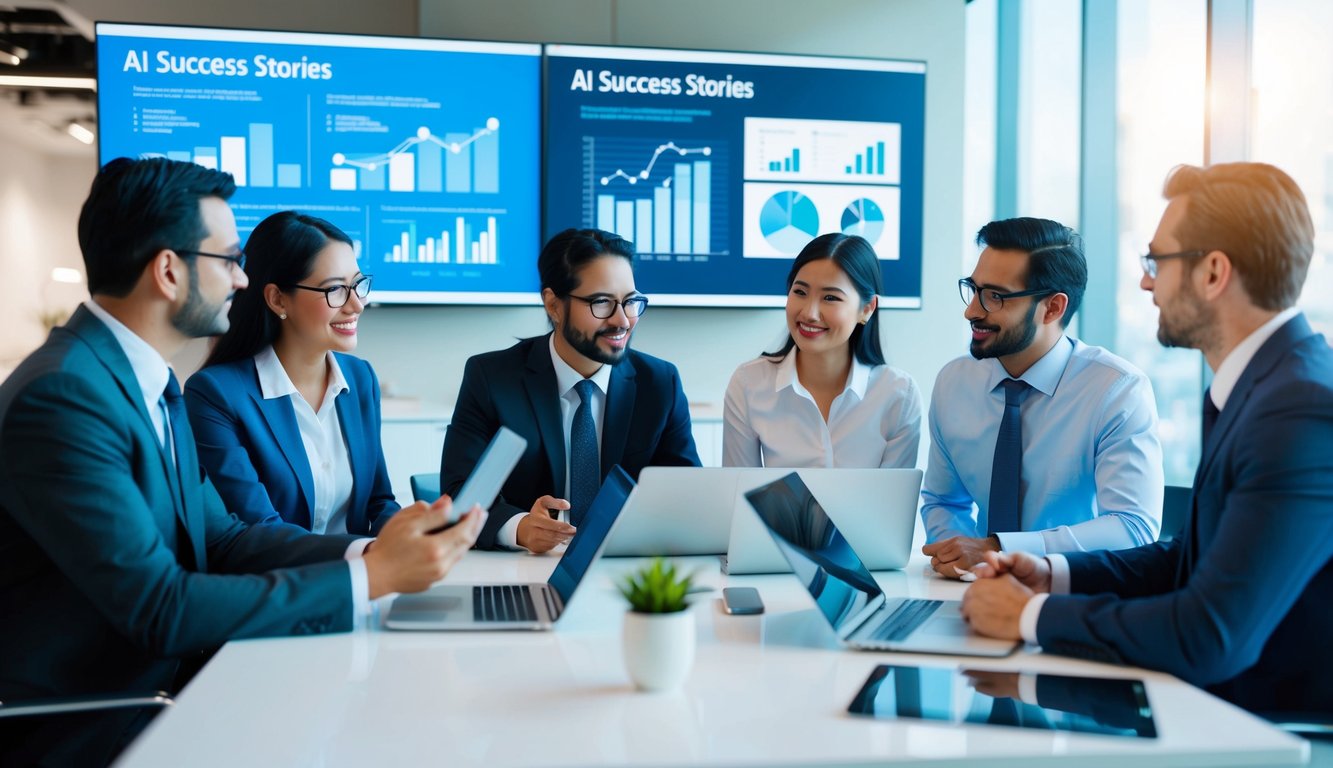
left=618, top=557, right=697, bottom=691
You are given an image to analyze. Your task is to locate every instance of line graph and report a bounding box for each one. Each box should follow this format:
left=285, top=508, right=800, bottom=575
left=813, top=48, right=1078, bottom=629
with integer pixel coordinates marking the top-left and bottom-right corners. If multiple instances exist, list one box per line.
left=599, top=141, right=712, bottom=186
left=329, top=118, right=500, bottom=193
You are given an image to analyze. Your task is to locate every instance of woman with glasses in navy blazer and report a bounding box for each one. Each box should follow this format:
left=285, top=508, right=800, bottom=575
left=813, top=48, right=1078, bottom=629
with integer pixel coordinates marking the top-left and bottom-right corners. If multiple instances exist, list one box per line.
left=185, top=211, right=398, bottom=535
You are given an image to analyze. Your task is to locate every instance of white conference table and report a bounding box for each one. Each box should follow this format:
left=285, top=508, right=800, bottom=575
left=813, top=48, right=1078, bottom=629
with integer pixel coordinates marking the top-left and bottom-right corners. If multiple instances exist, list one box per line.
left=116, top=552, right=1308, bottom=768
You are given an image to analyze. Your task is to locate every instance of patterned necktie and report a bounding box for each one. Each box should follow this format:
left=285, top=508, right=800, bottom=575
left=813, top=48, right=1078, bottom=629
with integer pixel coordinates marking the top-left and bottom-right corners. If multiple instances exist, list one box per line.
left=569, top=379, right=599, bottom=529
left=1202, top=387, right=1220, bottom=445
left=987, top=378, right=1028, bottom=536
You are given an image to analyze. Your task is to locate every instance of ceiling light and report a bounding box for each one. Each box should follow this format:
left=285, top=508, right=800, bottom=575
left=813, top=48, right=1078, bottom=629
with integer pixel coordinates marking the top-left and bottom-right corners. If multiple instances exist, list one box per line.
left=0, top=40, right=30, bottom=66
left=66, top=121, right=94, bottom=144
left=0, top=74, right=96, bottom=90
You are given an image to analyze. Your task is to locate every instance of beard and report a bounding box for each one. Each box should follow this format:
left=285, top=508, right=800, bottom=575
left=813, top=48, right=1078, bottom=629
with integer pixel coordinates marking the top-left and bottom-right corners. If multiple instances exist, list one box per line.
left=171, top=266, right=231, bottom=338
left=562, top=319, right=631, bottom=366
left=969, top=300, right=1039, bottom=360
left=1156, top=283, right=1218, bottom=351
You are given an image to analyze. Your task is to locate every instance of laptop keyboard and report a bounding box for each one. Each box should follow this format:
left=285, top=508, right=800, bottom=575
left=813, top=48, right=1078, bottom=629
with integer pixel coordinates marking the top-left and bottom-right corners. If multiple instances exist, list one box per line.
left=473, top=585, right=539, bottom=622
left=870, top=599, right=943, bottom=642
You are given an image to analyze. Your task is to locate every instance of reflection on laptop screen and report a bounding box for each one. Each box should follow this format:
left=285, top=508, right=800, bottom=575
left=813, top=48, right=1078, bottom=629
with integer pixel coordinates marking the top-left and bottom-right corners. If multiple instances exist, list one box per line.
left=745, top=473, right=884, bottom=632
left=547, top=465, right=634, bottom=605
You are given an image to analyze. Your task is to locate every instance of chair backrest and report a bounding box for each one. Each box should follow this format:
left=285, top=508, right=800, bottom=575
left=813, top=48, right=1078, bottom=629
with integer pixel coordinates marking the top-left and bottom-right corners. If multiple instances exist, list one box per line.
left=1160, top=485, right=1192, bottom=541
left=410, top=473, right=441, bottom=503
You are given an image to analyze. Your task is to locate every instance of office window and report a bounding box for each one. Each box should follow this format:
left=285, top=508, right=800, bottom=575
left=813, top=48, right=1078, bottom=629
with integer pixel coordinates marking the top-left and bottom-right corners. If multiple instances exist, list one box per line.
left=1252, top=0, right=1333, bottom=338
left=963, top=0, right=998, bottom=269
left=1015, top=0, right=1082, bottom=228
left=1114, top=0, right=1207, bottom=485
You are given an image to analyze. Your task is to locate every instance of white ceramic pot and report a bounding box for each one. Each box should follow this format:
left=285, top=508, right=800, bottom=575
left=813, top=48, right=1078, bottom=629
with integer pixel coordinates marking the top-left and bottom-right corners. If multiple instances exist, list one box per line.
left=622, top=608, right=696, bottom=691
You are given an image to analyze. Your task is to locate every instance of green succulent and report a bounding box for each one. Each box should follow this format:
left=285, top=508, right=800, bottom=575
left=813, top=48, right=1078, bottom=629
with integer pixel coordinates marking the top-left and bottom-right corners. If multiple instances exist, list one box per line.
left=618, top=557, right=696, bottom=614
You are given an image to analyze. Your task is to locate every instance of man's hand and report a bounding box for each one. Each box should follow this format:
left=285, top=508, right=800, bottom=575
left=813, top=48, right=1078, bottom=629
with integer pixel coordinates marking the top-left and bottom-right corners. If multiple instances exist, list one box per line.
left=971, top=550, right=1052, bottom=593
left=959, top=574, right=1032, bottom=641
left=364, top=496, right=485, bottom=599
left=516, top=495, right=576, bottom=554
left=921, top=535, right=1000, bottom=578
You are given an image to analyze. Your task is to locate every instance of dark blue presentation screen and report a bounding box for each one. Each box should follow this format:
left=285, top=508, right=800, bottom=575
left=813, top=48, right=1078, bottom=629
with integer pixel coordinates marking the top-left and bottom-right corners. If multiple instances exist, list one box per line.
left=545, top=45, right=925, bottom=308
left=96, top=24, right=542, bottom=304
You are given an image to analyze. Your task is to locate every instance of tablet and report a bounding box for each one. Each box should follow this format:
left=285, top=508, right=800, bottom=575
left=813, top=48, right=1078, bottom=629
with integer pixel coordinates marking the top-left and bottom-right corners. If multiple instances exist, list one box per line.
left=434, top=426, right=527, bottom=529
left=847, top=665, right=1157, bottom=739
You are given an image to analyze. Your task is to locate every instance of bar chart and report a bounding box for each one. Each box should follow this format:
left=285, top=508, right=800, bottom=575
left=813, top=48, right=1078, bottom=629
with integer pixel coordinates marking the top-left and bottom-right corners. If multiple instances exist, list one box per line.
left=581, top=136, right=729, bottom=256
left=152, top=122, right=304, bottom=189
left=330, top=119, right=500, bottom=194
left=382, top=217, right=499, bottom=265
left=744, top=117, right=901, bottom=185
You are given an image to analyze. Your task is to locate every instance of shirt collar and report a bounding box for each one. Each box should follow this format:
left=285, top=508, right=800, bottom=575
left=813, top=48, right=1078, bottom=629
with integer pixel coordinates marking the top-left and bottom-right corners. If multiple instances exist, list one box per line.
left=548, top=333, right=612, bottom=398
left=85, top=300, right=171, bottom=402
left=254, top=345, right=349, bottom=405
left=986, top=334, right=1074, bottom=398
left=1209, top=307, right=1300, bottom=411
left=774, top=350, right=870, bottom=401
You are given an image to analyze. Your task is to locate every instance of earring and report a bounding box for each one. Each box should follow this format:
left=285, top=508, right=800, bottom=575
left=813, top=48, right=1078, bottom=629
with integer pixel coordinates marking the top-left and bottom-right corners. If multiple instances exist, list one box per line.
left=279, top=313, right=287, bottom=320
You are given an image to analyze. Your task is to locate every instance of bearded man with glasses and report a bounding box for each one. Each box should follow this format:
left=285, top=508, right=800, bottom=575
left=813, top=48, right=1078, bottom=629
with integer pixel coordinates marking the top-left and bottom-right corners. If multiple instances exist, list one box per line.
left=920, top=217, right=1164, bottom=580
left=442, top=228, right=700, bottom=552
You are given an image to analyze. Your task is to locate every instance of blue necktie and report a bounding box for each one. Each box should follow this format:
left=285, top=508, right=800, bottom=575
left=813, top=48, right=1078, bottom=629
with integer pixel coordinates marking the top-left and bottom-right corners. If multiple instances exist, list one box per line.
left=987, top=378, right=1028, bottom=536
left=1202, top=387, right=1220, bottom=445
left=161, top=373, right=188, bottom=480
left=569, top=379, right=599, bottom=529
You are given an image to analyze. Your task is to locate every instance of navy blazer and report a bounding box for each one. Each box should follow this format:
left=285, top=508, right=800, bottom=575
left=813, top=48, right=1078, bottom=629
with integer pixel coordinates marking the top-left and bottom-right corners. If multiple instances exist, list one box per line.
left=1036, top=314, right=1333, bottom=714
left=184, top=353, right=399, bottom=535
left=0, top=307, right=358, bottom=706
left=442, top=334, right=701, bottom=549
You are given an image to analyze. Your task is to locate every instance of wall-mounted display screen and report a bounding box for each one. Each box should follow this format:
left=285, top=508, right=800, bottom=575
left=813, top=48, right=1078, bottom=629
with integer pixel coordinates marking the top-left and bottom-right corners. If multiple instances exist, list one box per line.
left=96, top=23, right=542, bottom=304
left=544, top=45, right=925, bottom=308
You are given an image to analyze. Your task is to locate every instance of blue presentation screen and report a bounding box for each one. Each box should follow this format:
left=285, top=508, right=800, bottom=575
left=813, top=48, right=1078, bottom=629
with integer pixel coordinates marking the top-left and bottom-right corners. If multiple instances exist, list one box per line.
left=96, top=24, right=542, bottom=304
left=544, top=45, right=925, bottom=308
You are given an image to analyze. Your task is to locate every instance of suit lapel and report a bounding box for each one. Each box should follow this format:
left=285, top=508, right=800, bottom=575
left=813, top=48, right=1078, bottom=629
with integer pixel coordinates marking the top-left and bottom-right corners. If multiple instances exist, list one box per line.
left=523, top=336, right=567, bottom=498
left=335, top=387, right=365, bottom=521
left=252, top=390, right=317, bottom=525
left=602, top=359, right=636, bottom=476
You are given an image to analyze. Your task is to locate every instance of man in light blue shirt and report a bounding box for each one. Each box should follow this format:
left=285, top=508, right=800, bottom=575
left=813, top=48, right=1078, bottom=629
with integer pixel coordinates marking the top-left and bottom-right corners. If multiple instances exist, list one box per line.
left=921, top=217, right=1162, bottom=579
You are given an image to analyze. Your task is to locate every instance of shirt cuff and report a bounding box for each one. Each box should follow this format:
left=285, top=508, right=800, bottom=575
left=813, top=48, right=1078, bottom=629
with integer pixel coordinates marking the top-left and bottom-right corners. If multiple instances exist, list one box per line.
left=344, top=538, right=372, bottom=559
left=497, top=513, right=523, bottom=550
left=1017, top=672, right=1040, bottom=705
left=345, top=558, right=371, bottom=628
left=1018, top=592, right=1049, bottom=646
left=1047, top=554, right=1071, bottom=594
left=996, top=529, right=1047, bottom=556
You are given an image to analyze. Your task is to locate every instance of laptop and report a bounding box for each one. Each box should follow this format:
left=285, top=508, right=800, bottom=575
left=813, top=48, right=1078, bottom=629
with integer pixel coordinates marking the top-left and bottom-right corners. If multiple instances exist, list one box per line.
left=384, top=465, right=634, bottom=631
left=602, top=467, right=739, bottom=556
left=723, top=468, right=922, bottom=574
left=745, top=472, right=1018, bottom=658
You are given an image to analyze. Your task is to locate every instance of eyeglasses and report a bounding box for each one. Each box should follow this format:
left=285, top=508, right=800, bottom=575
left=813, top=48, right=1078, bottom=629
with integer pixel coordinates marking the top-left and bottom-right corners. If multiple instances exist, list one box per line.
left=958, top=278, right=1054, bottom=312
left=178, top=249, right=246, bottom=271
left=567, top=293, right=649, bottom=319
left=289, top=275, right=373, bottom=308
left=1139, top=250, right=1204, bottom=279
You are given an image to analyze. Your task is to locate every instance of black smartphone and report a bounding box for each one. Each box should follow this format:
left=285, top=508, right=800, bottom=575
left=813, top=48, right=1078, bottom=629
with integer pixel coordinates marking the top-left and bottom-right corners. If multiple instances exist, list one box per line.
left=721, top=586, right=764, bottom=615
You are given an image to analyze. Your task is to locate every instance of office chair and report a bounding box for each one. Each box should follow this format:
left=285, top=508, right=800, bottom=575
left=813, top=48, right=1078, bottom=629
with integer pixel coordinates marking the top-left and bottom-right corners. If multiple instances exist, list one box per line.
left=0, top=691, right=173, bottom=719
left=410, top=473, right=441, bottom=502
left=1159, top=485, right=1192, bottom=541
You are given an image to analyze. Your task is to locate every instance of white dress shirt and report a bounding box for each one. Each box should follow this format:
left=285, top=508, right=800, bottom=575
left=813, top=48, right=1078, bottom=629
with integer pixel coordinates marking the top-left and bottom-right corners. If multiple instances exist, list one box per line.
left=721, top=352, right=922, bottom=469
left=83, top=305, right=371, bottom=625
left=1020, top=308, right=1306, bottom=644
left=253, top=345, right=354, bottom=535
left=921, top=336, right=1164, bottom=556
left=497, top=335, right=613, bottom=549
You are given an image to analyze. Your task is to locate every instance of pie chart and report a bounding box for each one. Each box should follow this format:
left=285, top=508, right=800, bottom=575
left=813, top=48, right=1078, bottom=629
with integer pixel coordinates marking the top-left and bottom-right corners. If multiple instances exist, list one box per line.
left=841, top=197, right=885, bottom=243
left=759, top=190, right=820, bottom=254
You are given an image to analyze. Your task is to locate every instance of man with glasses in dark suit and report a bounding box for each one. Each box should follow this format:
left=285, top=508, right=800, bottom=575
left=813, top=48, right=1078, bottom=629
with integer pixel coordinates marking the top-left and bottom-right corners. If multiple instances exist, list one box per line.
left=442, top=228, right=700, bottom=552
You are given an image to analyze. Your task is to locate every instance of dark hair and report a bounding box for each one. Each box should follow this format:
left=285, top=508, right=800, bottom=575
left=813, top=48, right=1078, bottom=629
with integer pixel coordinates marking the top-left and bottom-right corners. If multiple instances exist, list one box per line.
left=1163, top=162, right=1313, bottom=310
left=538, top=228, right=635, bottom=295
left=77, top=157, right=237, bottom=297
left=203, top=211, right=352, bottom=367
left=975, top=217, right=1086, bottom=328
left=764, top=233, right=886, bottom=366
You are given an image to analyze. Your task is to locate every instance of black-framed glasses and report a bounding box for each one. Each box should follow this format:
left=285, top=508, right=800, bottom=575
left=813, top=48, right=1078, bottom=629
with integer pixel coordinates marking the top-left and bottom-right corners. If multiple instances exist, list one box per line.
left=1139, top=250, right=1205, bottom=279
left=289, top=275, right=373, bottom=308
left=958, top=278, right=1055, bottom=312
left=178, top=249, right=246, bottom=271
left=567, top=293, right=649, bottom=319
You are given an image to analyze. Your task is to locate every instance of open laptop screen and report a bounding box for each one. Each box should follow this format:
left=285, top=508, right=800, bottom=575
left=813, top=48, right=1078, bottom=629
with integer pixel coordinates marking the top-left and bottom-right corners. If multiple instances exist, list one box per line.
left=745, top=472, right=884, bottom=631
left=547, top=465, right=635, bottom=605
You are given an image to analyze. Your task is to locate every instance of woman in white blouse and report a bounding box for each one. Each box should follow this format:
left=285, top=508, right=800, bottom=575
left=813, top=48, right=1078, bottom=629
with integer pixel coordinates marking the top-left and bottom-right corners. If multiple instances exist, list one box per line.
left=723, top=233, right=922, bottom=469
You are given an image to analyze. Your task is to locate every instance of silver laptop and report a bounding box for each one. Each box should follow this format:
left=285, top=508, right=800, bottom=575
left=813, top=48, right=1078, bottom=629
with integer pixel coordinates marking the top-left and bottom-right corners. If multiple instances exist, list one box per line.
left=602, top=467, right=739, bottom=556
left=384, top=466, right=634, bottom=631
left=746, top=473, right=1018, bottom=658
left=724, top=468, right=922, bottom=574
